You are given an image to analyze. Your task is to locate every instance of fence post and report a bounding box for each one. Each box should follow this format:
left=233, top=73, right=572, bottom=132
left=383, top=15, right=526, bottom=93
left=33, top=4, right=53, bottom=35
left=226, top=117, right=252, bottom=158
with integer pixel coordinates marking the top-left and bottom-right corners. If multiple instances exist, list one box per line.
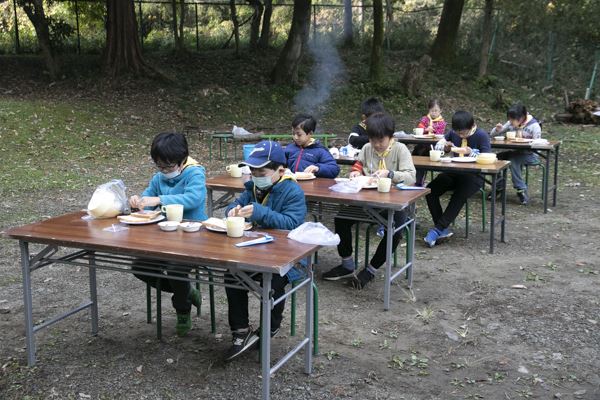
left=74, top=0, right=81, bottom=54
left=138, top=0, right=144, bottom=50
left=546, top=31, right=555, bottom=83
left=195, top=3, right=199, bottom=51
left=12, top=0, right=20, bottom=54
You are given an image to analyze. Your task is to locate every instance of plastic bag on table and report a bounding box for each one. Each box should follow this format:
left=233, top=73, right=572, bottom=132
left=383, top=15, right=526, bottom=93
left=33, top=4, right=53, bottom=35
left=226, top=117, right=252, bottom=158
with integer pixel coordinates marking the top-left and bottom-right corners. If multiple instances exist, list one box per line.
left=232, top=125, right=253, bottom=137
left=329, top=179, right=363, bottom=193
left=87, top=179, right=129, bottom=219
left=287, top=222, right=340, bottom=246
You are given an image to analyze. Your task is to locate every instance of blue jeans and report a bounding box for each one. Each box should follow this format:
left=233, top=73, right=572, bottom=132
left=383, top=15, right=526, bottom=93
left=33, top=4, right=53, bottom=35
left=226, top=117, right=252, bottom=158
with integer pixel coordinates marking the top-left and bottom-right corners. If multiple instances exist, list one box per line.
left=497, top=151, right=539, bottom=191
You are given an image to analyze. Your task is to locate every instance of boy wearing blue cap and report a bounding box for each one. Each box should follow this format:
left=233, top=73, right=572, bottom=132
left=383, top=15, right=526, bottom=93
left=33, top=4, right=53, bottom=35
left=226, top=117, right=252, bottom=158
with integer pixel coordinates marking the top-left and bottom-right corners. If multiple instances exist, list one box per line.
left=224, top=140, right=307, bottom=361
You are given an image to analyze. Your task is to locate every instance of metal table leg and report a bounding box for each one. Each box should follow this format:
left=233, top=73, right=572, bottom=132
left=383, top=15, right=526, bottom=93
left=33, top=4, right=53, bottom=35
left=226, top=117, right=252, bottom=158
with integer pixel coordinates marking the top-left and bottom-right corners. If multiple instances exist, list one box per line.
left=261, top=273, right=272, bottom=400
left=489, top=174, right=497, bottom=254
left=88, top=251, right=99, bottom=335
left=383, top=210, right=394, bottom=311
left=543, top=149, right=551, bottom=213
left=20, top=241, right=36, bottom=366
left=553, top=145, right=559, bottom=207
left=304, top=257, right=314, bottom=374
left=207, top=188, right=214, bottom=217
left=500, top=168, right=507, bottom=243
left=407, top=204, right=416, bottom=287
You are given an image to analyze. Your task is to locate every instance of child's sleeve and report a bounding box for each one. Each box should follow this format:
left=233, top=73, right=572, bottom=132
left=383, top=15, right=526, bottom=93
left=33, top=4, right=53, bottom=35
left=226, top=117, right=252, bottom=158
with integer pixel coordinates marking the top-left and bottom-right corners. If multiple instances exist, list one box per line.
left=392, top=145, right=416, bottom=185
left=251, top=187, right=306, bottom=230
left=349, top=124, right=369, bottom=149
left=529, top=123, right=542, bottom=139
left=141, top=175, right=159, bottom=198
left=417, top=116, right=428, bottom=129
left=158, top=169, right=206, bottom=214
left=225, top=189, right=252, bottom=216
left=315, top=147, right=340, bottom=178
left=491, top=121, right=511, bottom=136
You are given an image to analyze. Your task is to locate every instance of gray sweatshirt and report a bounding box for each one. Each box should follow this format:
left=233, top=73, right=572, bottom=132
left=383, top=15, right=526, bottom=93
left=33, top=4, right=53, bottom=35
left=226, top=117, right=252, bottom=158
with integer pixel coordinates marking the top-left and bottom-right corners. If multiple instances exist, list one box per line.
left=490, top=115, right=542, bottom=139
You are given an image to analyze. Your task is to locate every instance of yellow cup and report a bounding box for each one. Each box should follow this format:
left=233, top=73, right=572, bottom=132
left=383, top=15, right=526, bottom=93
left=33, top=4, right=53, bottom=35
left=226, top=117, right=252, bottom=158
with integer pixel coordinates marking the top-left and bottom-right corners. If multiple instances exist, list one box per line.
left=377, top=177, right=392, bottom=193
left=161, top=204, right=184, bottom=222
left=226, top=164, right=242, bottom=178
left=226, top=216, right=245, bottom=238
left=506, top=131, right=517, bottom=140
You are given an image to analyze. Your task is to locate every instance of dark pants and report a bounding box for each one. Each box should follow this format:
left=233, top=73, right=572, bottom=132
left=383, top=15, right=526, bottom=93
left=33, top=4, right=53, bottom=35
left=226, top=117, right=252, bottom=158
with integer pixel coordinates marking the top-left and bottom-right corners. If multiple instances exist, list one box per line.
left=133, top=260, right=192, bottom=314
left=226, top=273, right=289, bottom=332
left=335, top=209, right=407, bottom=269
left=426, top=172, right=483, bottom=230
left=412, top=144, right=430, bottom=186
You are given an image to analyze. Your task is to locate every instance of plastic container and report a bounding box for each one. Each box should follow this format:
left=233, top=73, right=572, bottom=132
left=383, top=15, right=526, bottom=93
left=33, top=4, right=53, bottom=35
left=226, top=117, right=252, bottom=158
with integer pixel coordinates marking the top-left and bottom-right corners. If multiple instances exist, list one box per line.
left=243, top=144, right=256, bottom=161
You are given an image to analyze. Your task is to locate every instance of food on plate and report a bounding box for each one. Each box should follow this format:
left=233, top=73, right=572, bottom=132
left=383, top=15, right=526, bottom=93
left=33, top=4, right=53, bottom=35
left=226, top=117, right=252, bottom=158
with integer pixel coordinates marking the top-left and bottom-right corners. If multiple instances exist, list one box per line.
left=294, top=172, right=316, bottom=180
left=130, top=210, right=162, bottom=220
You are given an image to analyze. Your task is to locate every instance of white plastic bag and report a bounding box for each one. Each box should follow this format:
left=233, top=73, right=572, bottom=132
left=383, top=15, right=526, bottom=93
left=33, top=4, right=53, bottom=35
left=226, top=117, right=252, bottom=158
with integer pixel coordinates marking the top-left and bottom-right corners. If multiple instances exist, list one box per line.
left=287, top=222, right=340, bottom=246
left=87, top=179, right=129, bottom=219
left=232, top=125, right=253, bottom=137
left=329, top=179, right=363, bottom=193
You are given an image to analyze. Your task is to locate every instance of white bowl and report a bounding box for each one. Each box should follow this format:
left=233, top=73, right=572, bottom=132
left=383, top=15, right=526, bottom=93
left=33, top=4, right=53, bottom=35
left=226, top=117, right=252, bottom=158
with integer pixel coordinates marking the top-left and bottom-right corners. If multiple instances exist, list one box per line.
left=494, top=136, right=505, bottom=141
left=179, top=221, right=201, bottom=232
left=440, top=157, right=452, bottom=163
left=158, top=221, right=179, bottom=232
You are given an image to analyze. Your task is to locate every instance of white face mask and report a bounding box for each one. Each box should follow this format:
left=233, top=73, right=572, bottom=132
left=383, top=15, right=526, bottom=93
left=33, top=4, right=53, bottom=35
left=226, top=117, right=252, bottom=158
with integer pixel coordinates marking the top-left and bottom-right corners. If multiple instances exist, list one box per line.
left=252, top=174, right=274, bottom=190
left=162, top=169, right=181, bottom=179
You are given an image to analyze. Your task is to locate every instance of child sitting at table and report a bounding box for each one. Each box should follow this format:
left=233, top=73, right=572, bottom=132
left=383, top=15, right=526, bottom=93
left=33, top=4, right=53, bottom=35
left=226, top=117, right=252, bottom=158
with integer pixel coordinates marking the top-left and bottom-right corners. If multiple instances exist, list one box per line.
left=224, top=140, right=307, bottom=361
left=490, top=103, right=542, bottom=205
left=424, top=111, right=491, bottom=248
left=285, top=114, right=340, bottom=178
left=129, top=132, right=207, bottom=336
left=323, top=113, right=416, bottom=289
left=348, top=97, right=386, bottom=150
left=413, top=99, right=447, bottom=186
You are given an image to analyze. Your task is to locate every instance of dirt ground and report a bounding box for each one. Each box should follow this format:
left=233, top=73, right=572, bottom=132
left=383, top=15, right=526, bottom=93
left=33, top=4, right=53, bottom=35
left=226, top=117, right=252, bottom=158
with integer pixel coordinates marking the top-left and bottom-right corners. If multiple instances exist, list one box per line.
left=1, top=168, right=599, bottom=400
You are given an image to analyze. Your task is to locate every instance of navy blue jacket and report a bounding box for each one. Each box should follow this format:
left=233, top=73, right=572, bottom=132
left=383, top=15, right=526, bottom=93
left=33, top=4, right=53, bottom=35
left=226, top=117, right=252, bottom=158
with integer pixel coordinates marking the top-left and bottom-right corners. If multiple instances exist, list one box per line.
left=444, top=127, right=491, bottom=156
left=285, top=141, right=340, bottom=179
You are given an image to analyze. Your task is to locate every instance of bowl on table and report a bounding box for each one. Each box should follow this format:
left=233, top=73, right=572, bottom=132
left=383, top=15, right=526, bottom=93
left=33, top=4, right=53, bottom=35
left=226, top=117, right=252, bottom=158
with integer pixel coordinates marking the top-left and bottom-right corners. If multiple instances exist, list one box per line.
left=179, top=221, right=201, bottom=232
left=475, top=153, right=497, bottom=165
left=494, top=136, right=505, bottom=141
left=158, top=221, right=180, bottom=232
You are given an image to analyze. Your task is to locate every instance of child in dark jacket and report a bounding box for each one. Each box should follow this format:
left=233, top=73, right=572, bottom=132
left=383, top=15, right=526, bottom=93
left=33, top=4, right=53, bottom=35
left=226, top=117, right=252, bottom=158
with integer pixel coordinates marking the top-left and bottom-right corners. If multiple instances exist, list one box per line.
left=424, top=111, right=491, bottom=248
left=224, top=140, right=307, bottom=361
left=348, top=97, right=385, bottom=150
left=285, top=114, right=340, bottom=178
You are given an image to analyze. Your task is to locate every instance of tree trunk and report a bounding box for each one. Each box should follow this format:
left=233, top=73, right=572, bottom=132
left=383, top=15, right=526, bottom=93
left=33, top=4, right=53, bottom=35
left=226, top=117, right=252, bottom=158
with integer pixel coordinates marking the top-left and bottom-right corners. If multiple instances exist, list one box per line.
left=229, top=0, right=240, bottom=55
left=104, top=0, right=147, bottom=76
left=343, top=0, right=353, bottom=46
left=369, top=0, right=384, bottom=81
left=384, top=0, right=393, bottom=49
left=430, top=0, right=465, bottom=63
left=248, top=0, right=264, bottom=49
left=171, top=0, right=180, bottom=50
left=258, top=0, right=272, bottom=48
left=271, top=0, right=311, bottom=84
left=20, top=0, right=59, bottom=79
left=178, top=0, right=186, bottom=51
left=478, top=0, right=494, bottom=77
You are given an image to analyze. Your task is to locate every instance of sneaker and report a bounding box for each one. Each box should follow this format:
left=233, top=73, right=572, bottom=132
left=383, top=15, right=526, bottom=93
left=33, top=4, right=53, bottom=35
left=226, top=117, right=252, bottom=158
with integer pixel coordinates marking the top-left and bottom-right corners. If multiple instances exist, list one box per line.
left=424, top=228, right=440, bottom=248
left=322, top=264, right=355, bottom=281
left=175, top=312, right=192, bottom=337
left=189, top=287, right=201, bottom=309
left=350, top=269, right=374, bottom=290
left=437, top=228, right=454, bottom=240
left=253, top=327, right=281, bottom=339
left=226, top=329, right=259, bottom=361
left=517, top=189, right=529, bottom=205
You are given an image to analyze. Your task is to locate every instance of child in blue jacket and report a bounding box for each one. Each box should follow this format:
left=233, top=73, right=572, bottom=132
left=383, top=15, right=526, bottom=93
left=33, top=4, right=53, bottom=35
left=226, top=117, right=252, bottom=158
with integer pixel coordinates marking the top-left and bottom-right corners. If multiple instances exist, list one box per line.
left=424, top=111, right=491, bottom=247
left=129, top=132, right=207, bottom=336
left=285, top=114, right=340, bottom=178
left=224, top=140, right=307, bottom=361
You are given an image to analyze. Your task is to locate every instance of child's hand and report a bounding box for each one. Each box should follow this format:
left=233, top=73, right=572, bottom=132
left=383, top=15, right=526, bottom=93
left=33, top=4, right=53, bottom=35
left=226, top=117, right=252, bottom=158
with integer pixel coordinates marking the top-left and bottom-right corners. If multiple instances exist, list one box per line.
left=373, top=169, right=389, bottom=178
left=349, top=171, right=362, bottom=179
left=139, top=196, right=160, bottom=208
left=424, top=126, right=434, bottom=133
left=228, top=205, right=242, bottom=217
left=304, top=165, right=319, bottom=174
left=237, top=204, right=254, bottom=218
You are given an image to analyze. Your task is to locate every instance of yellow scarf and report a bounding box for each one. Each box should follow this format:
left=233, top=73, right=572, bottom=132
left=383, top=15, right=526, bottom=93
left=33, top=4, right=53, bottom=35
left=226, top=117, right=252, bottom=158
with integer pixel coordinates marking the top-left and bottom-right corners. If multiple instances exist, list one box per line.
left=427, top=114, right=444, bottom=130
left=303, top=137, right=316, bottom=148
left=375, top=140, right=394, bottom=170
left=459, top=126, right=476, bottom=157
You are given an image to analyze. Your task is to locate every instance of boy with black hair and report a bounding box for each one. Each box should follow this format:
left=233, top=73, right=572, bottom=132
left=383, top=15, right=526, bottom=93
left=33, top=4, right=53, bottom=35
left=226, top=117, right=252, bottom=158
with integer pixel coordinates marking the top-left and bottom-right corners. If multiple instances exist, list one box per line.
left=224, top=140, right=307, bottom=361
left=348, top=97, right=386, bottom=149
left=424, top=111, right=491, bottom=248
left=490, top=103, right=542, bottom=205
left=285, top=114, right=340, bottom=178
left=129, top=132, right=207, bottom=336
left=323, top=113, right=416, bottom=289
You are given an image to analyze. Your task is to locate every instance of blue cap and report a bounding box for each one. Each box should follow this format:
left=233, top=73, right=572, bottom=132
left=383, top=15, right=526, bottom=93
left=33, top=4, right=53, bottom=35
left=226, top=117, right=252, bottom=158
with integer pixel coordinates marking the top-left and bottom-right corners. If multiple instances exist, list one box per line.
left=240, top=140, right=287, bottom=168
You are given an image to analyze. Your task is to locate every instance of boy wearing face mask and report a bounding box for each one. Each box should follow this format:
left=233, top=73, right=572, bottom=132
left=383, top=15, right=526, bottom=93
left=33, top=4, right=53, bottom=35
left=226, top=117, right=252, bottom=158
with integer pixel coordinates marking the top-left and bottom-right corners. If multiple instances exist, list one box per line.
left=224, top=140, right=307, bottom=361
left=128, top=132, right=207, bottom=336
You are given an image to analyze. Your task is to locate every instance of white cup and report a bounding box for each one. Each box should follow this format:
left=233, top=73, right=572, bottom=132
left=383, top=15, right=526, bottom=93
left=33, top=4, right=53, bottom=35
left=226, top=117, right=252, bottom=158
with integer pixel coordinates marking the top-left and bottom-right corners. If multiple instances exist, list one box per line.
left=414, top=128, right=424, bottom=136
left=226, top=164, right=242, bottom=178
left=226, top=216, right=245, bottom=238
left=429, top=150, right=443, bottom=161
left=377, top=177, right=392, bottom=193
left=506, top=131, right=516, bottom=140
left=161, top=204, right=183, bottom=222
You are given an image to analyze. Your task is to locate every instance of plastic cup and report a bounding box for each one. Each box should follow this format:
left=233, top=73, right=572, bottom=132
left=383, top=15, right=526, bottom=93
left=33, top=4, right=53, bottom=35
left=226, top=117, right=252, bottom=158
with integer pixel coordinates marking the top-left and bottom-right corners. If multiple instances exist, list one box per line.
left=414, top=128, right=424, bottom=136
left=161, top=204, right=183, bottom=222
left=506, top=131, right=517, bottom=140
left=429, top=150, right=443, bottom=161
left=377, top=178, right=392, bottom=193
left=226, top=164, right=242, bottom=178
left=226, top=216, right=245, bottom=238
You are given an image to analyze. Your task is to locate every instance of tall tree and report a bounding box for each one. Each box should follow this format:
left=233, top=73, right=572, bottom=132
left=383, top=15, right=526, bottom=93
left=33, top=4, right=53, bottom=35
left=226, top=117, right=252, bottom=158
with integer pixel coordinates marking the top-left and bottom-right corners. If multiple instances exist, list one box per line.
left=430, top=0, right=465, bottom=63
left=229, top=0, right=240, bottom=55
left=271, top=0, right=311, bottom=84
left=178, top=0, right=186, bottom=51
left=369, top=0, right=384, bottom=81
left=343, top=0, right=353, bottom=46
left=248, top=0, right=264, bottom=49
left=258, top=0, right=273, bottom=48
left=104, top=0, right=147, bottom=76
left=19, top=0, right=59, bottom=79
left=478, top=0, right=494, bottom=77
left=170, top=0, right=185, bottom=51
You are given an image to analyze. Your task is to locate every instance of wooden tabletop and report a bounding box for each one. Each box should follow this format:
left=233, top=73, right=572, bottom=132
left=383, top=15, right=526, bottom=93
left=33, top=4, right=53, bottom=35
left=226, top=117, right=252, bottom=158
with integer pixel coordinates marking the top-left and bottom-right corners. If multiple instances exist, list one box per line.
left=6, top=212, right=319, bottom=274
left=394, top=136, right=560, bottom=150
left=207, top=175, right=429, bottom=210
left=412, top=156, right=510, bottom=174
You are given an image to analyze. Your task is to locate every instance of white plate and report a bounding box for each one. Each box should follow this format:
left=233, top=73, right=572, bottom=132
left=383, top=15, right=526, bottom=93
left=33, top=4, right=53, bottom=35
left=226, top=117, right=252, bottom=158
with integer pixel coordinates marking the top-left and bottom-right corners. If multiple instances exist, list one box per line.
left=362, top=184, right=378, bottom=189
left=118, top=215, right=165, bottom=225
left=451, top=157, right=477, bottom=163
left=413, top=135, right=435, bottom=139
left=511, top=138, right=534, bottom=143
left=205, top=223, right=253, bottom=233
